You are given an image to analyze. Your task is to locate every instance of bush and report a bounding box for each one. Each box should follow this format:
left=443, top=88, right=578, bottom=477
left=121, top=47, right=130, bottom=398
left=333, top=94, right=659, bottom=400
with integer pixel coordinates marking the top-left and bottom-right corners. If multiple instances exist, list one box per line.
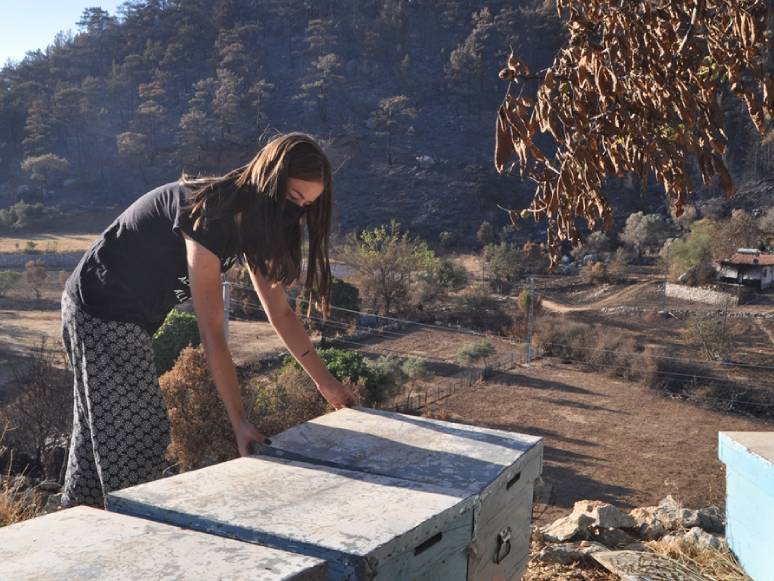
left=296, top=277, right=360, bottom=334
left=0, top=201, right=47, bottom=230
left=483, top=242, right=522, bottom=292
left=456, top=340, right=496, bottom=367
left=663, top=219, right=717, bottom=284
left=440, top=286, right=514, bottom=334
left=0, top=271, right=21, bottom=297
left=152, top=309, right=200, bottom=374
left=282, top=348, right=398, bottom=405
left=436, top=258, right=469, bottom=291
left=159, top=346, right=238, bottom=471
left=24, top=260, right=47, bottom=301
left=580, top=262, right=609, bottom=284
left=686, top=315, right=734, bottom=361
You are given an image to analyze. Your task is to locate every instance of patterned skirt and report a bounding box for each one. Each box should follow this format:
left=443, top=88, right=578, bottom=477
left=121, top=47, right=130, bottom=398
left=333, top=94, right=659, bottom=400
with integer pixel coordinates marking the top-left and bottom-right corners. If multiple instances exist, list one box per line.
left=60, top=291, right=170, bottom=508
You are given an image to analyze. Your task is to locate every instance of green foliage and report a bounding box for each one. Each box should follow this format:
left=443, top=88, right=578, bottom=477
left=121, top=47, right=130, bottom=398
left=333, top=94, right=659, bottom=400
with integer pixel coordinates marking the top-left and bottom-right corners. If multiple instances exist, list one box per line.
left=282, top=348, right=403, bottom=405
left=477, top=221, right=494, bottom=246
left=456, top=340, right=496, bottom=367
left=436, top=258, right=469, bottom=291
left=152, top=309, right=201, bottom=375
left=517, top=288, right=542, bottom=316
left=341, top=220, right=439, bottom=314
left=20, top=154, right=70, bottom=190
left=620, top=212, right=672, bottom=255
left=0, top=201, right=47, bottom=230
left=483, top=241, right=522, bottom=292
left=0, top=271, right=21, bottom=296
left=296, top=277, right=360, bottom=328
left=663, top=219, right=718, bottom=285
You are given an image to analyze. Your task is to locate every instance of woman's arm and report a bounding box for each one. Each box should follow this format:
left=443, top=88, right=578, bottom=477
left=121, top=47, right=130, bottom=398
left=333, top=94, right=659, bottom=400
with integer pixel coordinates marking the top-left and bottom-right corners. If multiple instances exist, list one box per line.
left=247, top=264, right=355, bottom=409
left=182, top=234, right=269, bottom=456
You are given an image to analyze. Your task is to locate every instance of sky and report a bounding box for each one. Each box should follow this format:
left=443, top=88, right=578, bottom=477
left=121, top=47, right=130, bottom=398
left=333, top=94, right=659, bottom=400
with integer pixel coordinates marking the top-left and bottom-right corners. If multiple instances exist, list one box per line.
left=1, top=1, right=126, bottom=65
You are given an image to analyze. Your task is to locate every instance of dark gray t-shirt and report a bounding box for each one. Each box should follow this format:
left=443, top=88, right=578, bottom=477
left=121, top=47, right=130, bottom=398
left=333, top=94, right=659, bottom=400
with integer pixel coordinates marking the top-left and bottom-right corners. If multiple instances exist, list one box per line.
left=65, top=181, right=240, bottom=335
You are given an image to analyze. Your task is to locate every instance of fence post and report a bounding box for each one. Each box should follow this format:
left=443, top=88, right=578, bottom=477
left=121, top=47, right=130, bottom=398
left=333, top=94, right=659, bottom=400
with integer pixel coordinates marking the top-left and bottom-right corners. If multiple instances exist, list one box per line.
left=526, top=275, right=535, bottom=363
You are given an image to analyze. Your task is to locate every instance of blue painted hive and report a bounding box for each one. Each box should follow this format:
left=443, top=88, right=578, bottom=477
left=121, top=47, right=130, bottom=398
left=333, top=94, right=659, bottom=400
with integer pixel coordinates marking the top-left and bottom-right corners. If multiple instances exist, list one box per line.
left=718, top=431, right=774, bottom=581
left=0, top=505, right=327, bottom=580
left=267, top=407, right=543, bottom=580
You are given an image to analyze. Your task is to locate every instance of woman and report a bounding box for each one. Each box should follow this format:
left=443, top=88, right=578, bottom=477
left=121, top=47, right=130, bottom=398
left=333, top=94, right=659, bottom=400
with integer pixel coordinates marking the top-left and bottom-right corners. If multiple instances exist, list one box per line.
left=60, top=132, right=355, bottom=508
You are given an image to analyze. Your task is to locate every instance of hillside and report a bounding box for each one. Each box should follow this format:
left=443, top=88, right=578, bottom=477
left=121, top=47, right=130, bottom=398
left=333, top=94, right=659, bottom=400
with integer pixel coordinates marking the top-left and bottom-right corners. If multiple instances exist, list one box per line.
left=0, top=0, right=771, bottom=246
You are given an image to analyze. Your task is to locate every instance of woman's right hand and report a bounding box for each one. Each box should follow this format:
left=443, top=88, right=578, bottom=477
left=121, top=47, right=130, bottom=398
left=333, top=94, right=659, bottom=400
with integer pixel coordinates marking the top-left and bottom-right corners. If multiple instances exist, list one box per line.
left=234, top=418, right=271, bottom=457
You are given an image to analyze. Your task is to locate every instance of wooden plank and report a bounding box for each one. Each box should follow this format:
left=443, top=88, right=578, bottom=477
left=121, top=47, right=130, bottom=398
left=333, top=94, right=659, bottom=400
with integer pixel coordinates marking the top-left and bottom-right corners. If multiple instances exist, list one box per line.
left=0, top=506, right=327, bottom=580
left=108, top=456, right=475, bottom=580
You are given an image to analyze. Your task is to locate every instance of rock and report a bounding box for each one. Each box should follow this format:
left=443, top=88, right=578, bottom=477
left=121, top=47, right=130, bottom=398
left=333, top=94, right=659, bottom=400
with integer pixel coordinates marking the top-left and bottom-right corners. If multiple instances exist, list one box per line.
left=537, top=541, right=607, bottom=565
left=589, top=526, right=637, bottom=548
left=541, top=500, right=634, bottom=542
left=697, top=506, right=724, bottom=533
left=541, top=512, right=595, bottom=542
left=42, top=493, right=64, bottom=515
left=663, top=527, right=725, bottom=550
left=575, top=500, right=636, bottom=529
left=629, top=506, right=666, bottom=540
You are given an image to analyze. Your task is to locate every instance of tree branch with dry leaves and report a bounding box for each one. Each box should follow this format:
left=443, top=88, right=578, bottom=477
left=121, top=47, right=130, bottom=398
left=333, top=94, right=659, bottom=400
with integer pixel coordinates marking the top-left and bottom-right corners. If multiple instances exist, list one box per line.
left=494, top=0, right=773, bottom=267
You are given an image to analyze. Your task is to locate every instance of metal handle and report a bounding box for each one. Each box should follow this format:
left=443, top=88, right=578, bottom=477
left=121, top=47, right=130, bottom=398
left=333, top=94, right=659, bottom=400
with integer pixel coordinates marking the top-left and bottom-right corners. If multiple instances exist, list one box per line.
left=493, top=526, right=512, bottom=564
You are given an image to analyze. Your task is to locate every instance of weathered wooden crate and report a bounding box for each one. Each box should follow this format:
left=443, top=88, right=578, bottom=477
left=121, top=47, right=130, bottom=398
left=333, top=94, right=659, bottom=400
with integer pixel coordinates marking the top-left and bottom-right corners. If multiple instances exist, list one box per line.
left=0, top=505, right=327, bottom=580
left=718, top=431, right=774, bottom=581
left=108, top=455, right=480, bottom=580
left=267, top=407, right=543, bottom=580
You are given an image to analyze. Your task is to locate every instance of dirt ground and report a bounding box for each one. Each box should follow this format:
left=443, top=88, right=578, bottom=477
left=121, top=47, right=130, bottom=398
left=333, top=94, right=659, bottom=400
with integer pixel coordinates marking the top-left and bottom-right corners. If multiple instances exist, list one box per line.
left=339, top=326, right=773, bottom=526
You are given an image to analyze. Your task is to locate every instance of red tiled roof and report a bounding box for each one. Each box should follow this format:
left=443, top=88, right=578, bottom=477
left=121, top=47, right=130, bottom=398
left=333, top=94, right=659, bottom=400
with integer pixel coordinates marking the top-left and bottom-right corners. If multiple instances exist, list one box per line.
left=721, top=252, right=774, bottom=266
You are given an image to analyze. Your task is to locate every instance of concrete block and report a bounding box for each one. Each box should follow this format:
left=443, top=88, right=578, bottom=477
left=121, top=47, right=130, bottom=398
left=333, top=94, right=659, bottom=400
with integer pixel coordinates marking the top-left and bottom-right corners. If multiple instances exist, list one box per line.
left=0, top=505, right=327, bottom=580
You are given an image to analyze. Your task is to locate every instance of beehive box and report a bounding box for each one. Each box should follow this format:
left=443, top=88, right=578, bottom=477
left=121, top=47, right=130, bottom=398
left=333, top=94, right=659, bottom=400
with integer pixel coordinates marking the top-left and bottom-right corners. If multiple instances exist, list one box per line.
left=718, top=431, right=774, bottom=581
left=108, top=455, right=480, bottom=580
left=267, top=407, right=543, bottom=580
left=0, top=505, right=327, bottom=580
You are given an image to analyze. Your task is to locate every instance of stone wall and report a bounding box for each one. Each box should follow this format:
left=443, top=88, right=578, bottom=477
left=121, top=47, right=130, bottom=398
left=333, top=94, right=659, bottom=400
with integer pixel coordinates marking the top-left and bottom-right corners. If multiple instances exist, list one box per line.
left=664, top=283, right=739, bottom=307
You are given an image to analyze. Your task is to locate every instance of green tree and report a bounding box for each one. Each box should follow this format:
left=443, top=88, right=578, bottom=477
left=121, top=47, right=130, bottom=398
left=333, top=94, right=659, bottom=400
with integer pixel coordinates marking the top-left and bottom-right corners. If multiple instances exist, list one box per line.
left=341, top=220, right=439, bottom=314
left=663, top=219, right=718, bottom=285
left=456, top=340, right=496, bottom=370
left=0, top=271, right=21, bottom=297
left=447, top=8, right=494, bottom=112
left=20, top=154, right=70, bottom=194
left=152, top=309, right=201, bottom=374
left=300, top=53, right=344, bottom=124
left=477, top=221, right=494, bottom=246
left=620, top=212, right=671, bottom=257
left=370, top=96, right=417, bottom=166
left=483, top=241, right=522, bottom=292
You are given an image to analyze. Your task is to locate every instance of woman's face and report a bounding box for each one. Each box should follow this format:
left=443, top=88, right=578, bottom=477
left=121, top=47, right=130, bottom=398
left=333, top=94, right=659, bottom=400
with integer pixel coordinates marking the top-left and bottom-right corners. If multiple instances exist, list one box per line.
left=286, top=177, right=324, bottom=207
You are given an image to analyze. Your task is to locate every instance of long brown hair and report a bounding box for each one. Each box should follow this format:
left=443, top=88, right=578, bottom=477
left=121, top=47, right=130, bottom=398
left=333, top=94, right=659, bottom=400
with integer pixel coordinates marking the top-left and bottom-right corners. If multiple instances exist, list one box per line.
left=181, top=132, right=332, bottom=312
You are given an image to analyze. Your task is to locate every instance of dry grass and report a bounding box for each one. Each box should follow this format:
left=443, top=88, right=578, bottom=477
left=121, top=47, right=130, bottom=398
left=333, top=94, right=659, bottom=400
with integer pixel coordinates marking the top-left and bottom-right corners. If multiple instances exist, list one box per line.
left=647, top=538, right=751, bottom=581
left=0, top=424, right=43, bottom=528
left=0, top=233, right=97, bottom=254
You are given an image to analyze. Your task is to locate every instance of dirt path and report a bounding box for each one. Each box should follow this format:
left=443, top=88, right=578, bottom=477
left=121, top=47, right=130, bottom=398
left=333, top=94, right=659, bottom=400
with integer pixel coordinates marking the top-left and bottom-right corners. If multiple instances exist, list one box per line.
left=542, top=281, right=660, bottom=313
left=431, top=359, right=771, bottom=524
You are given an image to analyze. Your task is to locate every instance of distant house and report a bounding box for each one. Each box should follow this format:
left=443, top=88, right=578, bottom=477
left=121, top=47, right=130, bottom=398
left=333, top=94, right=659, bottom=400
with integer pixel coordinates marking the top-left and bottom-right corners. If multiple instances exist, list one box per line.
left=717, top=249, right=774, bottom=290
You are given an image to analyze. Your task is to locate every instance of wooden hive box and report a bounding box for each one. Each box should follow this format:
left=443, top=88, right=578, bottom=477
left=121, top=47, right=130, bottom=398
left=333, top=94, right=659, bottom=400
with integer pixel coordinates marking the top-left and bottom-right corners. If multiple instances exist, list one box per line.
left=108, top=455, right=479, bottom=580
left=0, top=505, right=327, bottom=580
left=718, top=431, right=774, bottom=581
left=267, top=407, right=543, bottom=580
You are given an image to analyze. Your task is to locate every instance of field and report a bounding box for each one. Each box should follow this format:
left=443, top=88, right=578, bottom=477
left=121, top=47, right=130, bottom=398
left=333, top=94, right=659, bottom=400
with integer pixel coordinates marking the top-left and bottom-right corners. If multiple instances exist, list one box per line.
left=1, top=240, right=773, bottom=527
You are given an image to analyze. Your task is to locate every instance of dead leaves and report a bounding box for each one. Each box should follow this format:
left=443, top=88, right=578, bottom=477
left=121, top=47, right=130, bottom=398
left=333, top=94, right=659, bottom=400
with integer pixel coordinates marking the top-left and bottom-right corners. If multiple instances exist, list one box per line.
left=494, top=0, right=771, bottom=268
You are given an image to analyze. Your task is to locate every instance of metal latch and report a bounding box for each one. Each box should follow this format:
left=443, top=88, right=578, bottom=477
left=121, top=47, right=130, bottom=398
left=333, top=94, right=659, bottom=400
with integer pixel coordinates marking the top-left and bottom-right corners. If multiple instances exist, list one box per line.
left=493, top=526, right=512, bottom=564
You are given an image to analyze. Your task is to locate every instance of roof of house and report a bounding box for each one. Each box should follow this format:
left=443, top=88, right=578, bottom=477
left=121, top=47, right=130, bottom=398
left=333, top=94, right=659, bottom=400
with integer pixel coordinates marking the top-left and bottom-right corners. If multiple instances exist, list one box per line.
left=720, top=252, right=774, bottom=266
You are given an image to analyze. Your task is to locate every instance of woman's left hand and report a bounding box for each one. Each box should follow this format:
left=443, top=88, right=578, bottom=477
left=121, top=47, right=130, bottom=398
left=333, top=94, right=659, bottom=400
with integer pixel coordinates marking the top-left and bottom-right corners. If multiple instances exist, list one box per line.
left=316, top=378, right=357, bottom=410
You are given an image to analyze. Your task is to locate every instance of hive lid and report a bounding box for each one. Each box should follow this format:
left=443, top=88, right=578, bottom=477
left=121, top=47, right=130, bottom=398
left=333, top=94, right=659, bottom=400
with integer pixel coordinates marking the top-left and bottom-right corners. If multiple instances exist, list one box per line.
left=270, top=407, right=543, bottom=494
left=719, top=432, right=774, bottom=489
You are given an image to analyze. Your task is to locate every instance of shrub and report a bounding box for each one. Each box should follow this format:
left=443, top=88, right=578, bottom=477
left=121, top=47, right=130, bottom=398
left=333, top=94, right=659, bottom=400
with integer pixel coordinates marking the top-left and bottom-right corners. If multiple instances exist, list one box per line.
left=0, top=271, right=21, bottom=297
left=152, top=309, right=200, bottom=374
left=456, top=340, right=496, bottom=368
left=534, top=318, right=594, bottom=361
left=580, top=262, right=609, bottom=284
left=663, top=219, right=717, bottom=284
left=296, top=277, right=360, bottom=334
left=24, top=260, right=47, bottom=301
left=483, top=241, right=522, bottom=292
left=0, top=201, right=47, bottom=230
left=159, top=346, right=238, bottom=471
left=436, top=258, right=469, bottom=291
left=477, top=221, right=494, bottom=246
left=686, top=314, right=734, bottom=361
left=441, top=286, right=513, bottom=334
left=282, top=348, right=398, bottom=405
left=517, top=288, right=542, bottom=316
left=1, top=424, right=44, bottom=527
left=0, top=339, right=72, bottom=479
